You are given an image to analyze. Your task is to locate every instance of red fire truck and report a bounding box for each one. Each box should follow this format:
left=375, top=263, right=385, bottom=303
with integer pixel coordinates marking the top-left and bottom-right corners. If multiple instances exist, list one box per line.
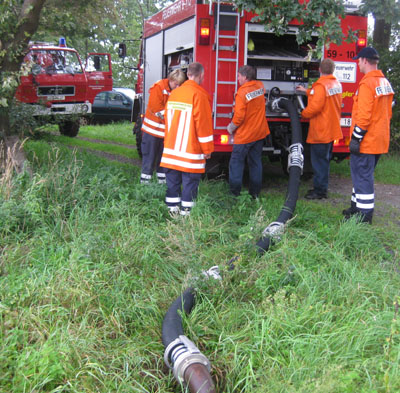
left=15, top=38, right=113, bottom=137
left=128, top=0, right=367, bottom=172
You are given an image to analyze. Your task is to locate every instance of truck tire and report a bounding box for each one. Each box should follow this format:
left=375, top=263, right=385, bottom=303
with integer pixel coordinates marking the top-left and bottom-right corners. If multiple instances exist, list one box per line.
left=133, top=117, right=143, bottom=158
left=59, top=120, right=80, bottom=137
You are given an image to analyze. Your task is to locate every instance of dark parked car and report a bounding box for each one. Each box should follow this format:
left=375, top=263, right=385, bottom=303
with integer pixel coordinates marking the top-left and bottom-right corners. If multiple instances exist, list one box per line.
left=91, top=88, right=135, bottom=123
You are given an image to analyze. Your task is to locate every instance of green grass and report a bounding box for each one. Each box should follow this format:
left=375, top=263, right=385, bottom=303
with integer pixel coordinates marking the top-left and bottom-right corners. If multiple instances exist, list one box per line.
left=330, top=154, right=400, bottom=184
left=1, top=128, right=400, bottom=392
left=79, top=121, right=136, bottom=145
left=37, top=122, right=140, bottom=160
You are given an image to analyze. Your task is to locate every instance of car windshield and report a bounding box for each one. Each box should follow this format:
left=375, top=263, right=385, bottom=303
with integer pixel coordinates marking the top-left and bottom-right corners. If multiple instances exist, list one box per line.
left=27, top=49, right=83, bottom=75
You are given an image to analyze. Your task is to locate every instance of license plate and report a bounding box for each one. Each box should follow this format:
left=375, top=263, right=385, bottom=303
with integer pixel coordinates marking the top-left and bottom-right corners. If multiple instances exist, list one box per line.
left=47, top=95, right=65, bottom=100
left=340, top=118, right=352, bottom=127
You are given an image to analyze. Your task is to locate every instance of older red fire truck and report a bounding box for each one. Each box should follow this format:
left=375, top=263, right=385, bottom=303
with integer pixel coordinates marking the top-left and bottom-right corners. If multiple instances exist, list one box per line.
left=15, top=38, right=113, bottom=137
left=128, top=0, right=367, bottom=172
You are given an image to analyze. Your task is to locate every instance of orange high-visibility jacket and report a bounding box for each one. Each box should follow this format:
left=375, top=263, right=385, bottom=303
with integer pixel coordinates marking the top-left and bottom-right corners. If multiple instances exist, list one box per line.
left=301, top=75, right=343, bottom=144
left=160, top=80, right=214, bottom=173
left=351, top=70, right=394, bottom=154
left=231, top=80, right=270, bottom=144
left=141, top=79, right=171, bottom=138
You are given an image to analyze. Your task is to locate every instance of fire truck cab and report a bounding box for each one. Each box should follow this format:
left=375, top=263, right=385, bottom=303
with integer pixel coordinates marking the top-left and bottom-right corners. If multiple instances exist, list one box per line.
left=15, top=38, right=113, bottom=137
left=130, top=0, right=367, bottom=173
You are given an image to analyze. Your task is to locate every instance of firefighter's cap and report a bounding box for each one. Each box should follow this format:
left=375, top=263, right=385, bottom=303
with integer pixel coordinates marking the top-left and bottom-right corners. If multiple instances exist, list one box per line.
left=353, top=46, right=379, bottom=60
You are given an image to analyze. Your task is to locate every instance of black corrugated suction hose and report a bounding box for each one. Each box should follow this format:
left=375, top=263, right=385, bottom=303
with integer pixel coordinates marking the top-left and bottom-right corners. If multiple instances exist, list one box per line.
left=256, top=97, right=303, bottom=253
left=162, top=287, right=216, bottom=393
left=161, top=97, right=303, bottom=391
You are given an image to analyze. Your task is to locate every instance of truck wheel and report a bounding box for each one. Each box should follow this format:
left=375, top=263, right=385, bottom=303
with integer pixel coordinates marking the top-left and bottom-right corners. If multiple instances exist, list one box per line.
left=59, top=120, right=80, bottom=137
left=133, top=118, right=143, bottom=158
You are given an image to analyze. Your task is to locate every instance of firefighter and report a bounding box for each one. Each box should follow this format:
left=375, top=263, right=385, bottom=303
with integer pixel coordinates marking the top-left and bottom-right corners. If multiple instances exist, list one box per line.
left=160, top=62, right=214, bottom=216
left=342, top=47, right=394, bottom=224
left=140, top=69, right=186, bottom=184
left=226, top=65, right=270, bottom=198
left=296, top=58, right=343, bottom=200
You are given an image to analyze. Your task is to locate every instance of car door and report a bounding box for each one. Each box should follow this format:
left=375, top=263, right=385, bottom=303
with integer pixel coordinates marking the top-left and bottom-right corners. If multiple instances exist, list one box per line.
left=85, top=53, right=113, bottom=103
left=92, top=91, right=108, bottom=123
left=108, top=91, right=132, bottom=121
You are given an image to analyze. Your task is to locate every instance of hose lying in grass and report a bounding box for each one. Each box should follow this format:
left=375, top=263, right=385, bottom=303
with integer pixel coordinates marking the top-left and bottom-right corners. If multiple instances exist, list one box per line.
left=256, top=97, right=304, bottom=254
left=162, top=267, right=221, bottom=393
left=162, top=98, right=303, bottom=390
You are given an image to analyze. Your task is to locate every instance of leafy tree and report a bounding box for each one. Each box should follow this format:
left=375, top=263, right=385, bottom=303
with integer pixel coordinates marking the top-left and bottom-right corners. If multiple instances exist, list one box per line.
left=233, top=0, right=347, bottom=54
left=0, top=0, right=134, bottom=169
left=361, top=0, right=400, bottom=51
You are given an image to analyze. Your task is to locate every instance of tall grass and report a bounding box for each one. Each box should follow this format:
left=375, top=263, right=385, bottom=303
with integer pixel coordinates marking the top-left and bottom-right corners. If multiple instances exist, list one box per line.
left=1, top=139, right=399, bottom=392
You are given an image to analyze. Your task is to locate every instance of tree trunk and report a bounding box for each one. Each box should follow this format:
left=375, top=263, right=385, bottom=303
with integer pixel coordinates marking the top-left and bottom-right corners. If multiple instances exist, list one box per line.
left=373, top=18, right=391, bottom=52
left=0, top=0, right=47, bottom=174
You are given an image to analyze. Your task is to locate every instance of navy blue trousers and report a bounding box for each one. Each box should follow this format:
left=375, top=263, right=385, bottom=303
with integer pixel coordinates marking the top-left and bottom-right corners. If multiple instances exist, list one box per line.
left=229, top=138, right=264, bottom=197
left=140, top=132, right=166, bottom=183
left=350, top=153, right=380, bottom=217
left=310, top=142, right=333, bottom=195
left=165, top=169, right=202, bottom=214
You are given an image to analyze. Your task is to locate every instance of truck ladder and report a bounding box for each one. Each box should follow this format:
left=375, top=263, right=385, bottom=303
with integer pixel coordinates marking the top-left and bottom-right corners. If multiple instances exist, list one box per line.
left=212, top=1, right=240, bottom=130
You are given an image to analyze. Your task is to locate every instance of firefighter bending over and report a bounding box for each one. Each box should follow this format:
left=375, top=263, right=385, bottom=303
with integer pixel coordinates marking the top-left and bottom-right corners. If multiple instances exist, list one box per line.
left=160, top=62, right=214, bottom=216
left=140, top=69, right=186, bottom=184
left=226, top=65, right=270, bottom=198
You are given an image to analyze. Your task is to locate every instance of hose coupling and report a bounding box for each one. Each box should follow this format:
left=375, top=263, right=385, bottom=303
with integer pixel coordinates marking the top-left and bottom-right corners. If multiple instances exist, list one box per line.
left=269, top=97, right=288, bottom=113
left=262, top=221, right=285, bottom=241
left=202, top=265, right=222, bottom=280
left=164, top=335, right=211, bottom=384
left=287, top=142, right=304, bottom=173
left=296, top=94, right=305, bottom=110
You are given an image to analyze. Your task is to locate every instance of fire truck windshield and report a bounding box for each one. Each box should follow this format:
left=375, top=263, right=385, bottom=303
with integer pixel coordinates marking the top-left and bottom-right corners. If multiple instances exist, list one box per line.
left=27, top=49, right=83, bottom=75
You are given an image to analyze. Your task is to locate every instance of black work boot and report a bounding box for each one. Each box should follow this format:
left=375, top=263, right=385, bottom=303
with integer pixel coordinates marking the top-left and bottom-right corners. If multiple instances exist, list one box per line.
left=305, top=189, right=327, bottom=200
left=342, top=206, right=357, bottom=218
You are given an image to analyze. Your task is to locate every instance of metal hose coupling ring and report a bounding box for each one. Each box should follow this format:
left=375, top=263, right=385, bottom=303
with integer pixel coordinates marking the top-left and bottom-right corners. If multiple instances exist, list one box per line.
left=164, top=335, right=211, bottom=384
left=262, top=221, right=285, bottom=241
left=287, top=142, right=304, bottom=173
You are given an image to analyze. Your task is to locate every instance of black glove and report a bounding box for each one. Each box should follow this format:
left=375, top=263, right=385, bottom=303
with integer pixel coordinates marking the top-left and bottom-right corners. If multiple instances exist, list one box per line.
left=349, top=138, right=360, bottom=155
left=349, top=125, right=367, bottom=155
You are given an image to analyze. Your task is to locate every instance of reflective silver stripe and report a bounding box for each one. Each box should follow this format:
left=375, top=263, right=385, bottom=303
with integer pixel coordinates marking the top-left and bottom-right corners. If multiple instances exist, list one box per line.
left=140, top=173, right=152, bottom=179
left=142, top=124, right=165, bottom=137
left=356, top=201, right=374, bottom=209
left=166, top=196, right=181, bottom=203
left=162, top=89, right=170, bottom=95
left=351, top=195, right=357, bottom=202
left=167, top=101, right=193, bottom=153
left=198, top=135, right=214, bottom=143
left=181, top=200, right=195, bottom=207
left=143, top=117, right=165, bottom=129
left=180, top=209, right=191, bottom=216
left=161, top=157, right=205, bottom=170
left=163, top=147, right=203, bottom=160
left=353, top=126, right=365, bottom=139
left=356, top=193, right=374, bottom=200
left=157, top=172, right=166, bottom=178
